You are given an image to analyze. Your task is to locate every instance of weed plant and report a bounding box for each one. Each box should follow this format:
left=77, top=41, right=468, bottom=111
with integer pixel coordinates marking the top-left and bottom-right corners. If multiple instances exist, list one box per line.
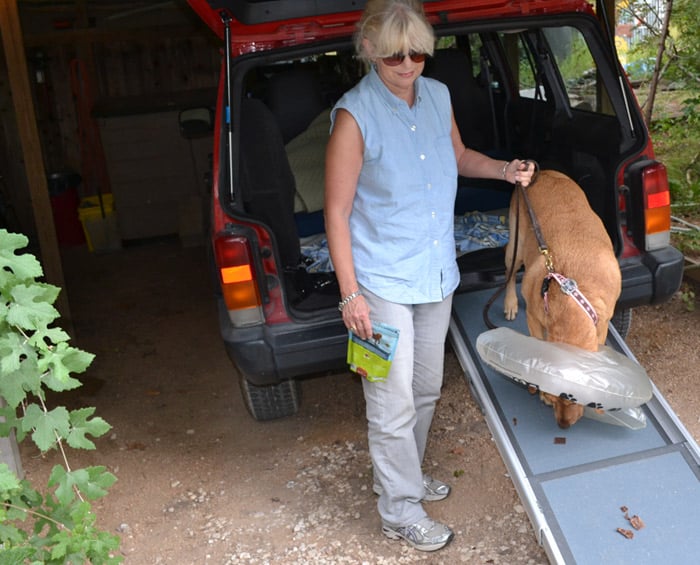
left=651, top=92, right=700, bottom=208
left=649, top=91, right=700, bottom=258
left=0, top=230, right=121, bottom=563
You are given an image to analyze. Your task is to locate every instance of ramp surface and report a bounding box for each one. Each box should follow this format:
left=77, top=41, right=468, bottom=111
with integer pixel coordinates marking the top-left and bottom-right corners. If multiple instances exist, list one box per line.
left=450, top=289, right=700, bottom=564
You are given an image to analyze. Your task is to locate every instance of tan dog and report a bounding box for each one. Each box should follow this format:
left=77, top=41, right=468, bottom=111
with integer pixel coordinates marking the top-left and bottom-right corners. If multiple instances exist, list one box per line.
left=503, top=170, right=622, bottom=428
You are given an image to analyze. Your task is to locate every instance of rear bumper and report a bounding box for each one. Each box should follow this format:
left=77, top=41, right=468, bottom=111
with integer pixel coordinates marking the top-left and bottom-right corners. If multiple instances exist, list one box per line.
left=216, top=246, right=683, bottom=384
left=618, top=246, right=684, bottom=310
left=217, top=298, right=348, bottom=385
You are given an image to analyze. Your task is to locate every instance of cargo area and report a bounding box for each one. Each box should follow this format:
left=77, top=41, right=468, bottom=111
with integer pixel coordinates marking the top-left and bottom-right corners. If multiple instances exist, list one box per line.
left=226, top=21, right=671, bottom=324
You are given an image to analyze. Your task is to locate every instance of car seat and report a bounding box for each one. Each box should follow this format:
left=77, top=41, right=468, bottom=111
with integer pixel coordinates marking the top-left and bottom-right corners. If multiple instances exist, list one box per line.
left=425, top=48, right=512, bottom=213
left=266, top=68, right=326, bottom=144
left=238, top=97, right=302, bottom=272
left=238, top=96, right=338, bottom=310
left=424, top=48, right=495, bottom=152
left=265, top=67, right=331, bottom=238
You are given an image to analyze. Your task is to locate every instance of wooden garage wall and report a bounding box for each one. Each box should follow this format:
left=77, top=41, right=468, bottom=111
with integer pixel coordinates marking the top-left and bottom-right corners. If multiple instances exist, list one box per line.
left=4, top=4, right=221, bottom=245
left=93, top=36, right=218, bottom=100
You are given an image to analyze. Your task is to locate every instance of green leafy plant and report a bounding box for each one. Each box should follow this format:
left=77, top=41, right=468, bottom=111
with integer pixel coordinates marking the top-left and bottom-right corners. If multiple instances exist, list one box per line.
left=672, top=220, right=700, bottom=257
left=0, top=229, right=121, bottom=563
left=651, top=93, right=700, bottom=206
left=679, top=283, right=697, bottom=312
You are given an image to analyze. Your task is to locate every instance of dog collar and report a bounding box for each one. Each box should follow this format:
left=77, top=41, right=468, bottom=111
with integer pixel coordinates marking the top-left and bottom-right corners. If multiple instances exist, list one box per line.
left=541, top=272, right=599, bottom=326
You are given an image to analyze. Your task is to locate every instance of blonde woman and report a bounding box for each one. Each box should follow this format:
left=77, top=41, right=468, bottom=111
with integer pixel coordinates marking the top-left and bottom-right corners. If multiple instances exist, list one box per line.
left=325, top=0, right=533, bottom=551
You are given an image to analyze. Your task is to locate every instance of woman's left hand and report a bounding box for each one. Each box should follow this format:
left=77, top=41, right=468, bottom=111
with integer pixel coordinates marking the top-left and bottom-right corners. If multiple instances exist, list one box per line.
left=505, top=159, right=536, bottom=187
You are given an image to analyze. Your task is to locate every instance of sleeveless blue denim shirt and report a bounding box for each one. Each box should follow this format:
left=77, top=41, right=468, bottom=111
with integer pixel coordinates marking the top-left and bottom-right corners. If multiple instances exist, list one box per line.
left=331, top=66, right=459, bottom=304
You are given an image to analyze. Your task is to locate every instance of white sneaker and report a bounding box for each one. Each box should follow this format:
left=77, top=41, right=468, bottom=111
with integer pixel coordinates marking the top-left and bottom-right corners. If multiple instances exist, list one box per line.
left=382, top=516, right=454, bottom=551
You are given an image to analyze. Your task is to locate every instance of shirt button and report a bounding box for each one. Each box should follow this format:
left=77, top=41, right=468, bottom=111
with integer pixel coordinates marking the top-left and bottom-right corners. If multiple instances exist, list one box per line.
left=433, top=240, right=438, bottom=246
left=410, top=125, right=417, bottom=131
left=427, top=183, right=432, bottom=189
left=420, top=154, right=426, bottom=160
left=431, top=211, right=436, bottom=218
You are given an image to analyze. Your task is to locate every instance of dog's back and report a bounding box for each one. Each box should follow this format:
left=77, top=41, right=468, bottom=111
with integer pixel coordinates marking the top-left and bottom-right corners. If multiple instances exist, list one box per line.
left=511, top=170, right=621, bottom=351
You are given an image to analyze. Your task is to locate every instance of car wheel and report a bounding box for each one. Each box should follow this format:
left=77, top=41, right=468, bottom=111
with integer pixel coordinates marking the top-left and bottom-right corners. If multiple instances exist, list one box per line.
left=611, top=308, right=633, bottom=339
left=239, top=376, right=301, bottom=421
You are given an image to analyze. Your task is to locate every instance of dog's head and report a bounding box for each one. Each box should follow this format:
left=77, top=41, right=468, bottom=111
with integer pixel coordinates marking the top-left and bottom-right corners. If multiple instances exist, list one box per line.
left=540, top=392, right=585, bottom=429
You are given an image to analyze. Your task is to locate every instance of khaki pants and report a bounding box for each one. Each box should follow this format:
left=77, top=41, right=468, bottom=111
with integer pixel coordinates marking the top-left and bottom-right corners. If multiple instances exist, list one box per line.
left=359, top=285, right=453, bottom=527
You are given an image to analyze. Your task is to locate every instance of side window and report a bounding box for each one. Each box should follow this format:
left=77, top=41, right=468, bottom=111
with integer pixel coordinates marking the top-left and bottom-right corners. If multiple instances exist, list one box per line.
left=499, top=27, right=614, bottom=116
left=543, top=26, right=615, bottom=116
left=435, top=33, right=483, bottom=76
left=467, top=34, right=485, bottom=78
left=516, top=35, right=547, bottom=101
left=496, top=32, right=549, bottom=101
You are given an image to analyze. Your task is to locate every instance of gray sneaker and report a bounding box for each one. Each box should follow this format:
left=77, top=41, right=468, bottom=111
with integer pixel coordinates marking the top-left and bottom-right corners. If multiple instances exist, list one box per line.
left=382, top=516, right=454, bottom=551
left=373, top=475, right=451, bottom=502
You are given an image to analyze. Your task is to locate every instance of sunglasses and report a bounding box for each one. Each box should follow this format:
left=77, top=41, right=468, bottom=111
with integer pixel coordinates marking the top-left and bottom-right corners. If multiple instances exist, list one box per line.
left=381, top=51, right=427, bottom=66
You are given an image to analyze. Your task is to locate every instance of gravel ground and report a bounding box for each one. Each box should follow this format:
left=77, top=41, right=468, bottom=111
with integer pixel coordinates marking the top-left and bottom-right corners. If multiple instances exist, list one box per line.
left=19, top=239, right=698, bottom=564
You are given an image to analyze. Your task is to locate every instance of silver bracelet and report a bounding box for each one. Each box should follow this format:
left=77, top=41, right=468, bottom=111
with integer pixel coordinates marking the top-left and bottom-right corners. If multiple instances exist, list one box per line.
left=338, top=290, right=362, bottom=312
left=501, top=160, right=511, bottom=179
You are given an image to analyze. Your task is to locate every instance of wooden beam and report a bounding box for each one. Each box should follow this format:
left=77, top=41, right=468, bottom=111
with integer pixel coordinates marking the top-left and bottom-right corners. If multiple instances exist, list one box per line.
left=0, top=0, right=72, bottom=327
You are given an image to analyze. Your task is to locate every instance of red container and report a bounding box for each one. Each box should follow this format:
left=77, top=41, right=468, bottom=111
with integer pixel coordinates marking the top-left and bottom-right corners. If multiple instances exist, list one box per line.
left=48, top=172, right=85, bottom=246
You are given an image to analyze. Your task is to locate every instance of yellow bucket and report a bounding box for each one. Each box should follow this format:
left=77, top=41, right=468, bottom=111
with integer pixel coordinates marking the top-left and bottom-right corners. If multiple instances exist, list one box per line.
left=78, top=194, right=121, bottom=252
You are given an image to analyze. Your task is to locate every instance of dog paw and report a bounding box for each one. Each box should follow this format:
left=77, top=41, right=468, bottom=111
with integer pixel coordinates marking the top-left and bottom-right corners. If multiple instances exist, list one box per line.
left=503, top=300, right=518, bottom=321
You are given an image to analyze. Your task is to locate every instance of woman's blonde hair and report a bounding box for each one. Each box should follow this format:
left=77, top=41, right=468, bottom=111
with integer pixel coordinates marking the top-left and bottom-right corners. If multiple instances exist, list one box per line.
left=355, top=0, right=435, bottom=62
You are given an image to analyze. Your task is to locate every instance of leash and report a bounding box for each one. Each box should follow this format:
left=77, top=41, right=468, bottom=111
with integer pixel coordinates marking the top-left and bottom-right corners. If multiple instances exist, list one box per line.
left=483, top=160, right=538, bottom=330
left=516, top=167, right=552, bottom=273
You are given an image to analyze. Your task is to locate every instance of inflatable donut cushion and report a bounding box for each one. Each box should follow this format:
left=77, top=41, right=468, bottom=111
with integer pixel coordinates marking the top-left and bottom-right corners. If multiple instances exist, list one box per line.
left=476, top=327, right=652, bottom=411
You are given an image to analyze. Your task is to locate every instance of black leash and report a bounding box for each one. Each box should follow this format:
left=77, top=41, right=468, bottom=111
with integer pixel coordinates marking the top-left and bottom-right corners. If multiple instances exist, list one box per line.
left=517, top=164, right=552, bottom=273
left=482, top=160, right=540, bottom=330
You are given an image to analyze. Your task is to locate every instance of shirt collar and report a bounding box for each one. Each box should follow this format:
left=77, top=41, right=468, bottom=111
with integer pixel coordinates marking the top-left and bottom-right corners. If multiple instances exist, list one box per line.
left=368, top=65, right=423, bottom=111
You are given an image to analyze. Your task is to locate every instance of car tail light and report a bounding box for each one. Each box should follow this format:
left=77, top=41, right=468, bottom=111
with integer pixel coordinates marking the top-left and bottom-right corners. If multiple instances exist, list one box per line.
left=214, top=234, right=264, bottom=326
left=639, top=163, right=671, bottom=250
left=625, top=160, right=672, bottom=252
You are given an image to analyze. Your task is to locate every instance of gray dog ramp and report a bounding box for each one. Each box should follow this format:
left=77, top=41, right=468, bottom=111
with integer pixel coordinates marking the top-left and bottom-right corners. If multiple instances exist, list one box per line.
left=449, top=288, right=700, bottom=564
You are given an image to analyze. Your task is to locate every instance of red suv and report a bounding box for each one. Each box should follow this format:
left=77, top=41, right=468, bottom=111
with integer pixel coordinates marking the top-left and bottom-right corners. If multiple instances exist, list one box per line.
left=186, top=0, right=684, bottom=420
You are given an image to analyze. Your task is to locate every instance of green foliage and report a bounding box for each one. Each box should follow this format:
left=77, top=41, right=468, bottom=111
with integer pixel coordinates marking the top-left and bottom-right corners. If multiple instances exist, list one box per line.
left=622, top=0, right=700, bottom=86
left=0, top=229, right=121, bottom=563
left=679, top=283, right=697, bottom=312
left=650, top=93, right=700, bottom=206
left=681, top=95, right=700, bottom=128
left=553, top=32, right=593, bottom=80
left=671, top=0, right=700, bottom=81
left=672, top=217, right=700, bottom=256
left=629, top=0, right=700, bottom=206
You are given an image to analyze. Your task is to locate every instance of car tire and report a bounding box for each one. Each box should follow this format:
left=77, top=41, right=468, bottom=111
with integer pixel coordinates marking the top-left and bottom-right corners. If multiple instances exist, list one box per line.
left=611, top=308, right=633, bottom=339
left=239, top=376, right=301, bottom=421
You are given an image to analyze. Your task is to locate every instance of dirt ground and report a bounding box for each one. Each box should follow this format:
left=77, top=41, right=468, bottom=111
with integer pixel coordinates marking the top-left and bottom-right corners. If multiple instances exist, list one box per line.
left=19, top=237, right=699, bottom=564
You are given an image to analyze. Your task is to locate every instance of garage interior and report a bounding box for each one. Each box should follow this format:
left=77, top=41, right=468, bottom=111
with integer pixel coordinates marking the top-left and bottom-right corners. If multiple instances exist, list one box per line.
left=0, top=0, right=220, bottom=325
